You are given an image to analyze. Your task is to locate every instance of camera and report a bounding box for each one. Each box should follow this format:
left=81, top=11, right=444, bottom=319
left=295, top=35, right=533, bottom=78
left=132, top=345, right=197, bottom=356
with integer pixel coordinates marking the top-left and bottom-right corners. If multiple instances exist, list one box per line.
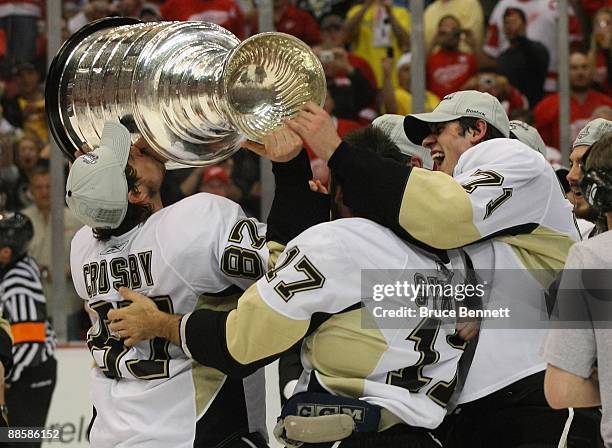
left=319, top=50, right=334, bottom=63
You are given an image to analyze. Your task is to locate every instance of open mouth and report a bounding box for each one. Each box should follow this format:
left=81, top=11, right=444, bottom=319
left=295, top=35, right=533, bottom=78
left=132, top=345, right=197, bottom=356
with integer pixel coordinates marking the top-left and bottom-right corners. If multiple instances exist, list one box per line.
left=571, top=185, right=584, bottom=200
left=432, top=151, right=444, bottom=170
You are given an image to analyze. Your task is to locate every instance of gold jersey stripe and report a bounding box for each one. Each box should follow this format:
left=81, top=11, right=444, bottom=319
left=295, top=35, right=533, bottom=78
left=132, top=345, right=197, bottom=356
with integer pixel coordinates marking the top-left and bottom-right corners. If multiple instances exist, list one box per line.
left=192, top=294, right=235, bottom=416
left=305, top=309, right=388, bottom=398
left=498, top=225, right=576, bottom=288
left=192, top=363, right=226, bottom=418
left=399, top=168, right=481, bottom=249
left=267, top=241, right=286, bottom=271
left=225, top=284, right=309, bottom=365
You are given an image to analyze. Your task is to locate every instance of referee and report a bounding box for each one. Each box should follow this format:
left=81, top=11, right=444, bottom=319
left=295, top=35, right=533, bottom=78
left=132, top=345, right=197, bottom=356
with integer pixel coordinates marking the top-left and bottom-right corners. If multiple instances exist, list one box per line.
left=0, top=211, right=56, bottom=447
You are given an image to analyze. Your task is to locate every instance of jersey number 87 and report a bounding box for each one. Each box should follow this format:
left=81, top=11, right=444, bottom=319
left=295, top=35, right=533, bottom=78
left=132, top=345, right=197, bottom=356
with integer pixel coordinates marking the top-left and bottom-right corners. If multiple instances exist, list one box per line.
left=87, top=296, right=173, bottom=380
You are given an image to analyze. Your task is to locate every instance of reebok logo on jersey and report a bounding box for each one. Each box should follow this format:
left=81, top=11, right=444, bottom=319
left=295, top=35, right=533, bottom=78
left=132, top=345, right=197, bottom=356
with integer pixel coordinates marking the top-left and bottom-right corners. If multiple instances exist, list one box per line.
left=466, top=108, right=486, bottom=117
left=100, top=241, right=129, bottom=255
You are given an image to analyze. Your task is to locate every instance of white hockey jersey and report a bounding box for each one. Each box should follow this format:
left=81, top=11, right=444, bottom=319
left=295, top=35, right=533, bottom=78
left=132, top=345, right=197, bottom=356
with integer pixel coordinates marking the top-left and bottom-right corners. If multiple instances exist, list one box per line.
left=70, top=193, right=269, bottom=448
left=450, top=141, right=578, bottom=403
left=182, top=218, right=469, bottom=430
left=395, top=138, right=580, bottom=404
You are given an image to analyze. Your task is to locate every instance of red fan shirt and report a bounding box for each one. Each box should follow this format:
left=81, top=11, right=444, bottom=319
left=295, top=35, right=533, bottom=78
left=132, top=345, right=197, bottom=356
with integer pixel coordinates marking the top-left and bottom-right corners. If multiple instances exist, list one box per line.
left=161, top=0, right=246, bottom=39
left=534, top=90, right=612, bottom=150
left=426, top=50, right=478, bottom=99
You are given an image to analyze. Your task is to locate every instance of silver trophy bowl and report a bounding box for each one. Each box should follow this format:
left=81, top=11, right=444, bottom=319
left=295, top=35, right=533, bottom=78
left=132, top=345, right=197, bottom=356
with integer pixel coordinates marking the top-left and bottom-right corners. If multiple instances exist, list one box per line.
left=46, top=18, right=326, bottom=168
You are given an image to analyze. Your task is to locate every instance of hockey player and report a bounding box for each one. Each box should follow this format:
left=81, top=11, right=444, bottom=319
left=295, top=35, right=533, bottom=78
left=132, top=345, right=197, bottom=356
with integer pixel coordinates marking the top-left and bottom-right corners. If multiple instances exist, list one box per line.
left=66, top=121, right=327, bottom=447
left=567, top=118, right=612, bottom=238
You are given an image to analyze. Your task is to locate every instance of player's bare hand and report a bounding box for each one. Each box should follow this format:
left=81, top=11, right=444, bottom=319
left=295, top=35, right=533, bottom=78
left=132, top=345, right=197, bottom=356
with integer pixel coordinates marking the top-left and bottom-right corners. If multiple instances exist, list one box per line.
left=242, top=139, right=265, bottom=155
left=285, top=102, right=342, bottom=162
left=456, top=319, right=479, bottom=341
left=108, top=288, right=167, bottom=347
left=243, top=126, right=303, bottom=162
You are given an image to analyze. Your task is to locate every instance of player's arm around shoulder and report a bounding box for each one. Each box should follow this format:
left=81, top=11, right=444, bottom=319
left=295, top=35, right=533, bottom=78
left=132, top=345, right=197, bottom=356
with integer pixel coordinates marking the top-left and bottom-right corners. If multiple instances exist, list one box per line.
left=190, top=223, right=359, bottom=370
left=409, top=139, right=554, bottom=248
left=320, top=134, right=551, bottom=249
left=110, top=223, right=359, bottom=378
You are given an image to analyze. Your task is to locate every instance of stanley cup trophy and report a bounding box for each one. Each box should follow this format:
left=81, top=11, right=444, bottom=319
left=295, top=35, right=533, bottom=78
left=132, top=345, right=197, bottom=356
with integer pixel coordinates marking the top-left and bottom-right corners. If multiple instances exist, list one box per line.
left=46, top=17, right=326, bottom=168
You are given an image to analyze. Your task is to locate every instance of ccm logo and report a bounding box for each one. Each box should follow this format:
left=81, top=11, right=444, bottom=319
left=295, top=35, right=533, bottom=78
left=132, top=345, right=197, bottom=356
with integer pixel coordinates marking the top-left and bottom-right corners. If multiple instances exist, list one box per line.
left=297, top=404, right=365, bottom=422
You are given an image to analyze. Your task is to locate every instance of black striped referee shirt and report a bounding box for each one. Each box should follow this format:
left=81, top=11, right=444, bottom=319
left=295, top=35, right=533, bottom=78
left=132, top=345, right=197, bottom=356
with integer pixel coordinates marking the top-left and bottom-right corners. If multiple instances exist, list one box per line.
left=0, top=256, right=56, bottom=383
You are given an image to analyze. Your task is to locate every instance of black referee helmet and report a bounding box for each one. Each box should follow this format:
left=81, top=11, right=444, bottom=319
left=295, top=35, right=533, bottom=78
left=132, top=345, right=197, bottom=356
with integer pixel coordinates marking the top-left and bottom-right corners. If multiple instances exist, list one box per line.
left=0, top=211, right=34, bottom=261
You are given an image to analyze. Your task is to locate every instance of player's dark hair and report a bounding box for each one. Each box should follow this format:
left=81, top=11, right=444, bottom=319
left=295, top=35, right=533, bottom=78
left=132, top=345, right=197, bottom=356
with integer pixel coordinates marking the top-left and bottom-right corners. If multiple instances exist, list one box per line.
left=92, top=163, right=153, bottom=241
left=457, top=117, right=505, bottom=142
left=343, top=126, right=409, bottom=164
left=331, top=126, right=409, bottom=219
